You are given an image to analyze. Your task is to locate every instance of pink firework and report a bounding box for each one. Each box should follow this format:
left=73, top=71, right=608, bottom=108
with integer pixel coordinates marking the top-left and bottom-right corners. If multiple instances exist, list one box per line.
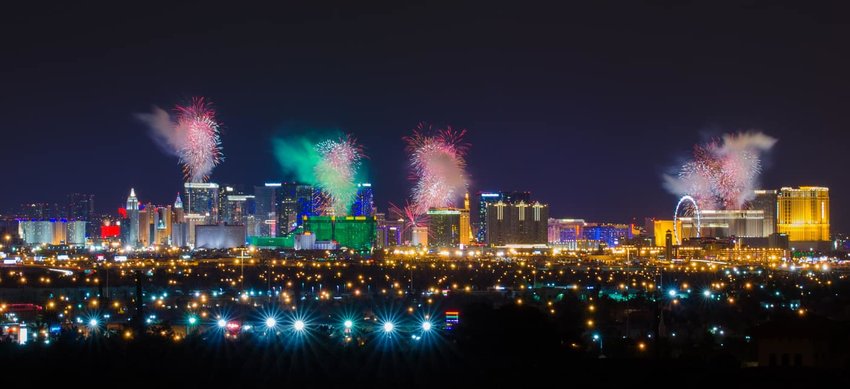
left=389, top=201, right=429, bottom=232
left=665, top=132, right=776, bottom=209
left=174, top=97, right=223, bottom=182
left=404, top=123, right=470, bottom=215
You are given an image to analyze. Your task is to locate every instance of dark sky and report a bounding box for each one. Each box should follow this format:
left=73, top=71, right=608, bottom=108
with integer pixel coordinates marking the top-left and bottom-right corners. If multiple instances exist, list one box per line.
left=2, top=1, right=849, bottom=230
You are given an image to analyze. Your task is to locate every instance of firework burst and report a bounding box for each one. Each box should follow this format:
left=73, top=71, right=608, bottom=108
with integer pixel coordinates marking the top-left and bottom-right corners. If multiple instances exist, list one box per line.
left=388, top=201, right=429, bottom=233
left=664, top=131, right=776, bottom=209
left=314, top=135, right=364, bottom=215
left=175, top=97, right=223, bottom=182
left=137, top=96, right=223, bottom=182
left=404, top=123, right=470, bottom=214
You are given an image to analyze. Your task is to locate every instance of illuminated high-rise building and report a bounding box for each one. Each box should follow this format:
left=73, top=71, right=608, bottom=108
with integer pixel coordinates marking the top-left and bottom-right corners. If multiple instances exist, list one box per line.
left=486, top=201, right=548, bottom=246
left=296, top=184, right=318, bottom=222
left=426, top=194, right=474, bottom=247
left=173, top=193, right=184, bottom=223
left=152, top=205, right=172, bottom=245
left=476, top=192, right=502, bottom=243
left=777, top=186, right=830, bottom=243
left=138, top=202, right=152, bottom=246
left=184, top=182, right=219, bottom=224
left=460, top=193, right=471, bottom=245
left=476, top=190, right=533, bottom=244
left=254, top=184, right=278, bottom=237
left=751, top=189, right=778, bottom=236
left=428, top=208, right=461, bottom=247
left=351, top=183, right=374, bottom=217
left=18, top=219, right=86, bottom=245
left=278, top=182, right=299, bottom=235
left=125, top=188, right=140, bottom=247
left=223, top=193, right=256, bottom=235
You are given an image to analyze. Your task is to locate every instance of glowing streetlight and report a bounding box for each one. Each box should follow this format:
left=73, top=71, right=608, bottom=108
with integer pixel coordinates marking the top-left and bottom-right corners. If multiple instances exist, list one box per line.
left=343, top=320, right=353, bottom=330
left=382, top=321, right=395, bottom=333
left=217, top=319, right=227, bottom=328
left=265, top=317, right=277, bottom=329
left=421, top=321, right=432, bottom=332
left=293, top=319, right=305, bottom=332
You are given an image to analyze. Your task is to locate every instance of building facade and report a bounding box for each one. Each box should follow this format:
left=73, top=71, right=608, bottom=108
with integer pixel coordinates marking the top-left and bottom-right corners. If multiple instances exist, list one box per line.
left=777, top=186, right=830, bottom=243
left=184, top=182, right=219, bottom=224
left=428, top=208, right=462, bottom=247
left=751, top=189, right=778, bottom=236
left=486, top=201, right=548, bottom=246
left=18, top=219, right=86, bottom=245
left=351, top=183, right=374, bottom=217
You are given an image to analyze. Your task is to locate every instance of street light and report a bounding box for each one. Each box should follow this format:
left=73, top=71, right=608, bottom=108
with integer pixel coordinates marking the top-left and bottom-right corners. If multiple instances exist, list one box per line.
left=421, top=321, right=432, bottom=332
left=382, top=321, right=395, bottom=333
left=592, top=333, right=603, bottom=357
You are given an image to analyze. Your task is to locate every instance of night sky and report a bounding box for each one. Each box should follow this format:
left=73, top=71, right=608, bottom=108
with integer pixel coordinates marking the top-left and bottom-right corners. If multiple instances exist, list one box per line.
left=2, top=1, right=849, bottom=230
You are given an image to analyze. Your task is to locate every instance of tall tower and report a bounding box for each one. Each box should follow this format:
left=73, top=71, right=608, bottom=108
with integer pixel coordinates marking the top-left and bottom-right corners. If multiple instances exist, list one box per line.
left=477, top=192, right=502, bottom=243
left=352, top=183, right=374, bottom=217
left=460, top=193, right=471, bottom=245
left=126, top=188, right=140, bottom=247
left=173, top=193, right=184, bottom=223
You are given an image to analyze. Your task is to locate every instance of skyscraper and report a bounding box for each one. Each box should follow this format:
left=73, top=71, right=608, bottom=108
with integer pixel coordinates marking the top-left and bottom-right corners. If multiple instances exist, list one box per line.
left=278, top=182, right=299, bottom=235
left=460, top=193, right=471, bottom=245
left=476, top=192, right=502, bottom=243
left=477, top=191, right=532, bottom=244
left=138, top=202, right=152, bottom=246
left=254, top=184, right=278, bottom=237
left=222, top=194, right=255, bottom=225
left=351, top=183, right=374, bottom=217
left=184, top=182, right=220, bottom=224
left=428, top=208, right=461, bottom=247
left=125, top=188, right=140, bottom=247
left=777, top=186, right=830, bottom=244
left=486, top=201, right=548, bottom=246
left=296, top=184, right=318, bottom=222
left=751, top=189, right=778, bottom=236
left=173, top=193, right=184, bottom=223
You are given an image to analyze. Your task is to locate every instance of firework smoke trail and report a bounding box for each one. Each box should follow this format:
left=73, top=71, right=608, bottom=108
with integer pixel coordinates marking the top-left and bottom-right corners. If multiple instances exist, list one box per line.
left=137, top=97, right=223, bottom=182
left=314, top=135, right=364, bottom=215
left=664, top=131, right=776, bottom=209
left=404, top=123, right=470, bottom=215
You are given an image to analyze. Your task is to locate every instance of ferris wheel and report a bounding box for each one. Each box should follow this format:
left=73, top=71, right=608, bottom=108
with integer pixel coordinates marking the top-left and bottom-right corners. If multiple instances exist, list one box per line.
left=673, top=195, right=701, bottom=244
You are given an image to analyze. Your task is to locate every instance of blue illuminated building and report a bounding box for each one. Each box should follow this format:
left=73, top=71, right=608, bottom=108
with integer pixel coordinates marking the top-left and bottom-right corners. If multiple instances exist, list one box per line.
left=582, top=224, right=633, bottom=247
left=351, top=183, right=374, bottom=217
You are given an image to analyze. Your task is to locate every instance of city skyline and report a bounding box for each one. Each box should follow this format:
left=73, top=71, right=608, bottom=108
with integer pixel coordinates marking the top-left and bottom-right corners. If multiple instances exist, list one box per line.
left=2, top=2, right=849, bottom=230
left=3, top=2, right=850, bottom=384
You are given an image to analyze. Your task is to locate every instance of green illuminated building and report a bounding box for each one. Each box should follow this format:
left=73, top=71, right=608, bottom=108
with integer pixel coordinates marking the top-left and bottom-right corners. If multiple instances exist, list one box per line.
left=302, top=215, right=376, bottom=251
